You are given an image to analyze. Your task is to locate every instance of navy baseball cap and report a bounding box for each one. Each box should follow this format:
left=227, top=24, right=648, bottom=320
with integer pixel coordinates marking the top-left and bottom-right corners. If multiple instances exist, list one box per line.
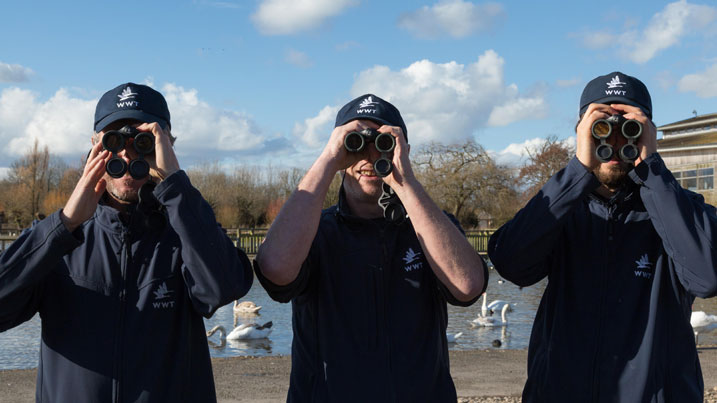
left=579, top=72, right=652, bottom=119
left=335, top=94, right=407, bottom=140
left=94, top=83, right=171, bottom=132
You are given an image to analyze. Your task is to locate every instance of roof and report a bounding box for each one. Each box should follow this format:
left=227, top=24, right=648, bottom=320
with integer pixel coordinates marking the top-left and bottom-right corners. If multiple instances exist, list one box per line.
left=657, top=113, right=717, bottom=131
left=658, top=131, right=717, bottom=149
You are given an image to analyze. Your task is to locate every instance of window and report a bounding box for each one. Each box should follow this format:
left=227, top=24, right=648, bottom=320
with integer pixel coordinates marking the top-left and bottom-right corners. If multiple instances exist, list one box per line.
left=673, top=167, right=714, bottom=191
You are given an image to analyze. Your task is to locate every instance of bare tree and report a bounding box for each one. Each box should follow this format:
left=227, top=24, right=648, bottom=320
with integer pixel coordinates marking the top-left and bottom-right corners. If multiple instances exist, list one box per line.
left=519, top=135, right=575, bottom=201
left=413, top=140, right=519, bottom=228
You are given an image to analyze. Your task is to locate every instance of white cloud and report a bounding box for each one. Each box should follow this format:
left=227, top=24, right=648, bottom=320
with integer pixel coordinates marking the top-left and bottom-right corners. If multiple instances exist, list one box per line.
left=555, top=78, right=581, bottom=88
left=398, top=0, right=504, bottom=39
left=0, top=87, right=94, bottom=160
left=252, top=0, right=358, bottom=35
left=295, top=50, right=548, bottom=149
left=292, top=105, right=339, bottom=148
left=578, top=0, right=717, bottom=63
left=0, top=83, right=282, bottom=169
left=160, top=83, right=267, bottom=153
left=0, top=62, right=34, bottom=83
left=492, top=136, right=575, bottom=167
left=678, top=64, right=717, bottom=98
left=285, top=49, right=313, bottom=68
left=487, top=96, right=547, bottom=127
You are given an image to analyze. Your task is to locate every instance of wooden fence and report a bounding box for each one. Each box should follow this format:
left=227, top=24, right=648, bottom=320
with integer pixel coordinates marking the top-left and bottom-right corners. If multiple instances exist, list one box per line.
left=0, top=229, right=495, bottom=256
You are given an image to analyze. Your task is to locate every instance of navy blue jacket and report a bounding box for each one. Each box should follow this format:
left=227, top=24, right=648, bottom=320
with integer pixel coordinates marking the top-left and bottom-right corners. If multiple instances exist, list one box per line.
left=488, top=154, right=717, bottom=403
left=0, top=170, right=253, bottom=403
left=255, top=190, right=485, bottom=403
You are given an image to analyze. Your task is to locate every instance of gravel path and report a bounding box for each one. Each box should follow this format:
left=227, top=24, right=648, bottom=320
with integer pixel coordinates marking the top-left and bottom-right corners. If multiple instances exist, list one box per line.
left=2, top=347, right=716, bottom=402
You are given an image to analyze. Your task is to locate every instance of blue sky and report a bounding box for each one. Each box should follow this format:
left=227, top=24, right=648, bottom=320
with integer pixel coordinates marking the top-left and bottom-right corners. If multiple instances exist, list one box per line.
left=1, top=0, right=716, bottom=175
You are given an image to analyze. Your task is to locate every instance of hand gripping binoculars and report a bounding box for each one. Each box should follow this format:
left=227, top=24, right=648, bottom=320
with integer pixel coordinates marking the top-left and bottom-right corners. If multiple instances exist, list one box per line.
left=378, top=183, right=407, bottom=224
left=591, top=115, right=642, bottom=163
left=101, top=125, right=155, bottom=179
left=344, top=128, right=396, bottom=177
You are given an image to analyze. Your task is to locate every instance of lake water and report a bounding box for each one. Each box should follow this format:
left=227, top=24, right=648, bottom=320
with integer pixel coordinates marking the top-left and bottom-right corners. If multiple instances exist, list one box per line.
left=2, top=269, right=717, bottom=370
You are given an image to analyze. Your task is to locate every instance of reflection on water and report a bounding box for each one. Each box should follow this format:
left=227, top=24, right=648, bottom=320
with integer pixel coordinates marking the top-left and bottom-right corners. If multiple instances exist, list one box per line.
left=2, top=269, right=717, bottom=369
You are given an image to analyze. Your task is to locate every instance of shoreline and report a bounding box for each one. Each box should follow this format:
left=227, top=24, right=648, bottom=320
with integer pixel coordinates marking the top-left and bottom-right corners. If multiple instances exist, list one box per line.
left=1, top=347, right=717, bottom=402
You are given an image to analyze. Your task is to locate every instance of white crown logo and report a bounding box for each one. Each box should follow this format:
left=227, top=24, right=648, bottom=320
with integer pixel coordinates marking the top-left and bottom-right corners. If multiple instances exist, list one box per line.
left=635, top=254, right=652, bottom=270
left=153, top=282, right=172, bottom=300
left=606, top=75, right=626, bottom=89
left=403, top=248, right=421, bottom=264
left=118, top=87, right=138, bottom=101
left=359, top=96, right=378, bottom=109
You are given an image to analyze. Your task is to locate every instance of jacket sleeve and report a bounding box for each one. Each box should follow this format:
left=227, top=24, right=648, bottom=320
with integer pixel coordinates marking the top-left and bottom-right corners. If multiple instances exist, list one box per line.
left=488, top=157, right=600, bottom=287
left=629, top=153, right=717, bottom=297
left=154, top=170, right=253, bottom=318
left=0, top=211, right=82, bottom=331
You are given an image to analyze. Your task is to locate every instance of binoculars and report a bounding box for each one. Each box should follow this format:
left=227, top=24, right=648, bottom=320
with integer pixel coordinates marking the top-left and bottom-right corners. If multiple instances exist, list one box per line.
left=102, top=125, right=155, bottom=179
left=344, top=128, right=396, bottom=177
left=378, top=183, right=407, bottom=224
left=591, top=115, right=642, bottom=163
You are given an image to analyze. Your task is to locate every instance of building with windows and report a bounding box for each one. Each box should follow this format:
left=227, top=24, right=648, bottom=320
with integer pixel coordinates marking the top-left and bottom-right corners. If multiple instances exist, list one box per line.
left=657, top=113, right=717, bottom=204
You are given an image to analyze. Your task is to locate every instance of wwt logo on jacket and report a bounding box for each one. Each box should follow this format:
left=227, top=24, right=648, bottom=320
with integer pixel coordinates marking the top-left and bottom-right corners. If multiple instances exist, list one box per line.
left=403, top=247, right=423, bottom=272
left=152, top=282, right=175, bottom=309
left=634, top=253, right=653, bottom=279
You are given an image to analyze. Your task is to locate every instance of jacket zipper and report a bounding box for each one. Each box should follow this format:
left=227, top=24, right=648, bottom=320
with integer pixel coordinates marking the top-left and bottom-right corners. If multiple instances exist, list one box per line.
left=590, top=203, right=616, bottom=402
left=379, top=225, right=398, bottom=403
left=114, top=228, right=131, bottom=403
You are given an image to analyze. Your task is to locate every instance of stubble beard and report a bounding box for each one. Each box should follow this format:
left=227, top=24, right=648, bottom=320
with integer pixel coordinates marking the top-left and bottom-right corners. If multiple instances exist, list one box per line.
left=594, top=162, right=632, bottom=192
left=105, top=177, right=140, bottom=204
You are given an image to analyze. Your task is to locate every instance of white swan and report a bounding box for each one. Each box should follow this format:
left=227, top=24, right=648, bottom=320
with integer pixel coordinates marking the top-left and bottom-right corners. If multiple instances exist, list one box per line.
left=486, top=298, right=513, bottom=314
left=691, top=311, right=717, bottom=344
left=206, top=325, right=227, bottom=348
left=480, top=292, right=513, bottom=315
left=227, top=321, right=273, bottom=340
left=206, top=325, right=226, bottom=338
left=446, top=332, right=463, bottom=343
left=470, top=304, right=510, bottom=327
left=234, top=300, right=262, bottom=314
left=480, top=293, right=490, bottom=317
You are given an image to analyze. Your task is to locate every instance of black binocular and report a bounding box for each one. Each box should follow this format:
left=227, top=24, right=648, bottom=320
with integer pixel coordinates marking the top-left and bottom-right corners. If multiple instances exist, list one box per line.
left=344, top=128, right=396, bottom=177
left=591, top=115, right=642, bottom=163
left=102, top=125, right=155, bottom=179
left=378, top=182, right=407, bottom=224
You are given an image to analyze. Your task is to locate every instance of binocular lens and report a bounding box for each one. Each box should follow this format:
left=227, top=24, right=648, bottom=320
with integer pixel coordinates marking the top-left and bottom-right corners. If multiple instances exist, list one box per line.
left=374, top=158, right=393, bottom=177
left=622, top=120, right=642, bottom=139
left=620, top=144, right=639, bottom=161
left=133, top=132, right=155, bottom=154
left=129, top=159, right=150, bottom=180
left=591, top=120, right=612, bottom=139
left=596, top=144, right=614, bottom=162
left=106, top=158, right=128, bottom=178
left=102, top=132, right=125, bottom=153
left=344, top=131, right=365, bottom=152
left=374, top=133, right=395, bottom=153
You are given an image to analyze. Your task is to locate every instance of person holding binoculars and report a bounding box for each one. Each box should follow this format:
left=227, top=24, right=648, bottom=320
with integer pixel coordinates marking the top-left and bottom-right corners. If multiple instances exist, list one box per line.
left=0, top=82, right=253, bottom=402
left=255, top=94, right=487, bottom=402
left=488, top=72, right=717, bottom=402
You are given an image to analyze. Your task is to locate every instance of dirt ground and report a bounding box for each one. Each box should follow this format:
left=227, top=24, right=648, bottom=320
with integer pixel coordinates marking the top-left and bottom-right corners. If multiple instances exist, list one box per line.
left=1, top=347, right=716, bottom=402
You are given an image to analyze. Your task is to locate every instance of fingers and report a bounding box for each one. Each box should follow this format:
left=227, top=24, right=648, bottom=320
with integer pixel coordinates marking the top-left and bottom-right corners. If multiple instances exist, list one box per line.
left=85, top=142, right=105, bottom=174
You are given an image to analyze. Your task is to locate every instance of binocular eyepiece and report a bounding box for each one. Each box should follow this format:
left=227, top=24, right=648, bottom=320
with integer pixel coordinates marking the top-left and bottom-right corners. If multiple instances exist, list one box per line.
left=102, top=125, right=155, bottom=179
left=344, top=128, right=396, bottom=177
left=590, top=115, right=642, bottom=163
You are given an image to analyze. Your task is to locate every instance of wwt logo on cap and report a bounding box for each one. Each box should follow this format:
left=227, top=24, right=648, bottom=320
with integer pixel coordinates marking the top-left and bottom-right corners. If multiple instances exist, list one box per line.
left=605, top=75, right=628, bottom=96
left=117, top=86, right=140, bottom=109
left=357, top=96, right=379, bottom=114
